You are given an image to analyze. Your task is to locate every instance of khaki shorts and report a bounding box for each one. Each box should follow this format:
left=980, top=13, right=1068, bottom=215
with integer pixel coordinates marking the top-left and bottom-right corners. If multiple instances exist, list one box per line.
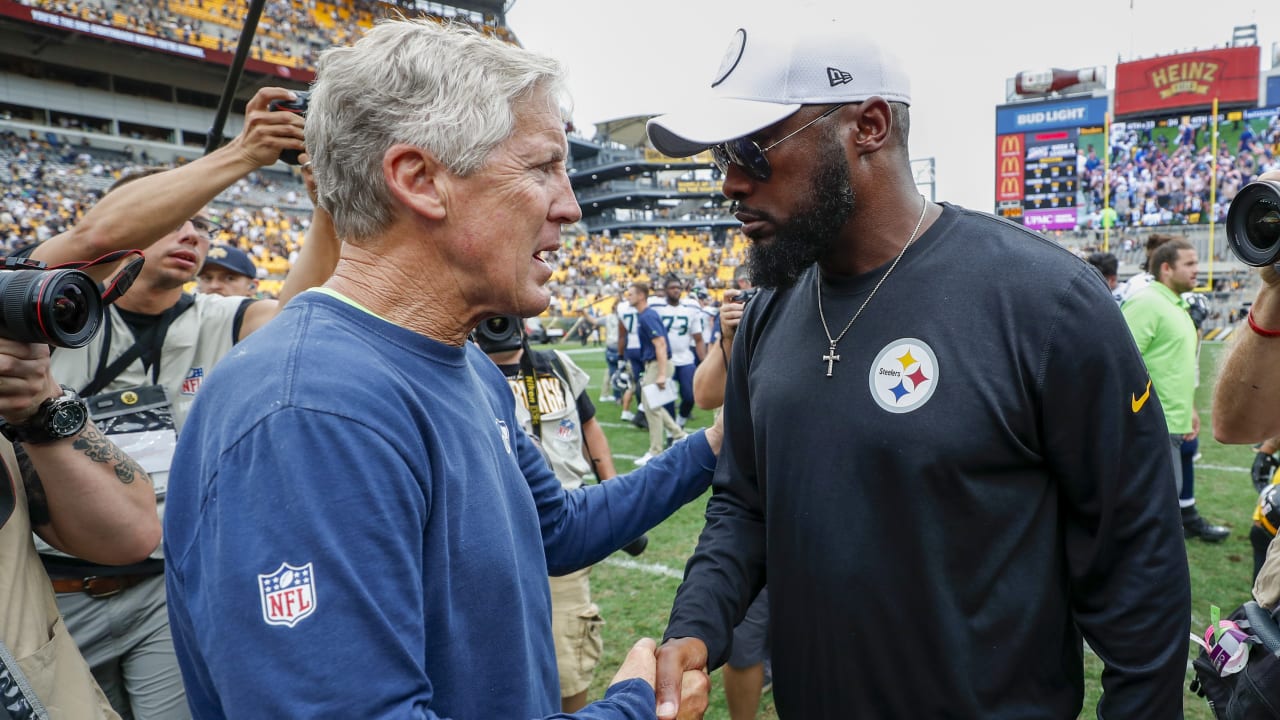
left=549, top=567, right=604, bottom=697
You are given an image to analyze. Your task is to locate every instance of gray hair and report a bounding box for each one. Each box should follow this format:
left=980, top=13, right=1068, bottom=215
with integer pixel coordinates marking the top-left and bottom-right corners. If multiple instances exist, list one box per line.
left=307, top=19, right=568, bottom=242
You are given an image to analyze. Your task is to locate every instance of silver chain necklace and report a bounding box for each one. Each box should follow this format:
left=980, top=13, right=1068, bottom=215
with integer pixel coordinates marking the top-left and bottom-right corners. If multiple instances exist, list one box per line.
left=816, top=195, right=929, bottom=377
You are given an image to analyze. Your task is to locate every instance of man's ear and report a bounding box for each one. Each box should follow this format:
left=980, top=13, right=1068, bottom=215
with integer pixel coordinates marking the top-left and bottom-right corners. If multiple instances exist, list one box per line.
left=850, top=97, right=892, bottom=155
left=383, top=143, right=448, bottom=221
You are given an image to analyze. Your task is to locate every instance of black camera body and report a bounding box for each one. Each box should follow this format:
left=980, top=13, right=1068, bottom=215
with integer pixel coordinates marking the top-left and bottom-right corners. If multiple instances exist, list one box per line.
left=267, top=91, right=310, bottom=166
left=736, top=288, right=759, bottom=303
left=0, top=258, right=103, bottom=348
left=1226, top=180, right=1280, bottom=267
left=472, top=315, right=523, bottom=354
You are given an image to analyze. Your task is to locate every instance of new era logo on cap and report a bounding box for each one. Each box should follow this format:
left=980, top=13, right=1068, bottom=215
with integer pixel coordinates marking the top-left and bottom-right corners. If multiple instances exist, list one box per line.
left=827, top=67, right=853, bottom=86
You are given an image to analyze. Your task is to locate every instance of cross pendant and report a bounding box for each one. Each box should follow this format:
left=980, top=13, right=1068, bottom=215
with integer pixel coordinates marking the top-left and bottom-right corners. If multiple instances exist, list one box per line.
left=822, top=343, right=840, bottom=377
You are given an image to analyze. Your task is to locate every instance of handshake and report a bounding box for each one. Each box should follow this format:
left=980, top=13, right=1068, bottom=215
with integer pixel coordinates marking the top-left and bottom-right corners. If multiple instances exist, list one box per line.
left=608, top=637, right=710, bottom=719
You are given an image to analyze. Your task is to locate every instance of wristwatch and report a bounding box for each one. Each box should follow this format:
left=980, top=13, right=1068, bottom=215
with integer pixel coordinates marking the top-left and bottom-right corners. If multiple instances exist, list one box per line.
left=0, top=385, right=89, bottom=444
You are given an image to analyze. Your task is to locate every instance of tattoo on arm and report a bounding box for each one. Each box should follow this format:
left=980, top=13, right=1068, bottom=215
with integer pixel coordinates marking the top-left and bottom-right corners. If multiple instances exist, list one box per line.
left=15, top=444, right=50, bottom=527
left=72, top=424, right=151, bottom=485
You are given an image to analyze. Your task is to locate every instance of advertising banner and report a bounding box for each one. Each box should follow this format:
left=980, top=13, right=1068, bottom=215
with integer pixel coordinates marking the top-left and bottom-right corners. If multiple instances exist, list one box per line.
left=995, top=134, right=1024, bottom=203
left=0, top=0, right=313, bottom=82
left=995, top=97, right=1109, bottom=135
left=1115, top=46, right=1260, bottom=116
left=1023, top=208, right=1078, bottom=231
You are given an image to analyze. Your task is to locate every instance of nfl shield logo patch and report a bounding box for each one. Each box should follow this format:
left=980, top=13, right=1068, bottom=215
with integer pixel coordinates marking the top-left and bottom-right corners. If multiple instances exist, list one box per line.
left=181, top=367, right=204, bottom=396
left=258, top=562, right=317, bottom=628
left=557, top=418, right=575, bottom=440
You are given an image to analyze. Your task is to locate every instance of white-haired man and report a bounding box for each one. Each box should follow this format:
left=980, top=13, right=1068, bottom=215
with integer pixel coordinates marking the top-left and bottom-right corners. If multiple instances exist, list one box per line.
left=163, top=19, right=719, bottom=719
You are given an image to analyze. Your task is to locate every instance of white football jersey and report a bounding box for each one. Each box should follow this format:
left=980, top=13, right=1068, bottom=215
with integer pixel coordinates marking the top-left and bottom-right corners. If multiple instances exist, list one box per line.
left=615, top=300, right=640, bottom=351
left=654, top=299, right=704, bottom=366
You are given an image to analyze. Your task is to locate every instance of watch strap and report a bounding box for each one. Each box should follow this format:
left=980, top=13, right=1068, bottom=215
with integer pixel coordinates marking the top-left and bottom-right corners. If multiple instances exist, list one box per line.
left=0, top=386, right=88, bottom=445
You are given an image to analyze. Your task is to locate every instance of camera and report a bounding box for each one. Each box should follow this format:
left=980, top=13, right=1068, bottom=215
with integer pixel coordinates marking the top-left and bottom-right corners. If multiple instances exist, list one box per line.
left=1226, top=180, right=1280, bottom=267
left=472, top=315, right=523, bottom=354
left=0, top=258, right=103, bottom=348
left=267, top=90, right=310, bottom=166
left=736, top=288, right=759, bottom=303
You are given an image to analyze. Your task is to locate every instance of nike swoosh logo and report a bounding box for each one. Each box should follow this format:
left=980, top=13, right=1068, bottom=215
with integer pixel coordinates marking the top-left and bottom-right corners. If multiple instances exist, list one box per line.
left=1131, top=379, right=1152, bottom=413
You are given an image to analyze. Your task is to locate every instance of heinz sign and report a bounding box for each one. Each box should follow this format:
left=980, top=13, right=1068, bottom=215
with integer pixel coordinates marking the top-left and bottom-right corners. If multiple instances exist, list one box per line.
left=1115, top=46, right=1260, bottom=116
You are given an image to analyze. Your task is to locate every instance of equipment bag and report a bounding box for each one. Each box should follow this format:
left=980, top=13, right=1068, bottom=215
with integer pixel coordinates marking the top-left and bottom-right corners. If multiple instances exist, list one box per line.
left=1191, top=601, right=1280, bottom=719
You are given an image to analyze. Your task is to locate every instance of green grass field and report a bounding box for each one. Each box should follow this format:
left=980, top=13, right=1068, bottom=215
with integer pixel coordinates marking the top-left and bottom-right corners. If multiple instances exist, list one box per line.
left=537, top=339, right=1261, bottom=719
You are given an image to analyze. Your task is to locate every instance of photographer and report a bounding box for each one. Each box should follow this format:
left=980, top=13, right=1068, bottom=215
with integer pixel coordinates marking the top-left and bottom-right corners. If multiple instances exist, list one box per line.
left=24, top=87, right=340, bottom=719
left=476, top=316, right=631, bottom=713
left=1215, top=169, right=1280, bottom=612
left=0, top=334, right=160, bottom=718
left=1214, top=170, right=1280, bottom=444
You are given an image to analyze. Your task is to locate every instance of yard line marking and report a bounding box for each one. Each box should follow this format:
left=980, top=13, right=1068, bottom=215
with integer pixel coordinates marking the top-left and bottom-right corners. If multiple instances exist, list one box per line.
left=1198, top=463, right=1249, bottom=473
left=604, top=556, right=685, bottom=580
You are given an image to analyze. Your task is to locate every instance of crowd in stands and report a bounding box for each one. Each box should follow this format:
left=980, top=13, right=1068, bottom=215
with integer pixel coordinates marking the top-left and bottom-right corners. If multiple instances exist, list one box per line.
left=1, top=129, right=310, bottom=295
left=11, top=127, right=1258, bottom=330
left=19, top=0, right=515, bottom=70
left=541, top=229, right=748, bottom=319
left=2, top=127, right=754, bottom=311
left=1077, top=115, right=1280, bottom=229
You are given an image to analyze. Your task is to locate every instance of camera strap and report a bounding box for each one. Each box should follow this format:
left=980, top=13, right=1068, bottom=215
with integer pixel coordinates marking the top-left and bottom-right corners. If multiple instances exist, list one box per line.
left=81, top=294, right=195, bottom=398
left=44, top=249, right=147, bottom=306
left=518, top=336, right=543, bottom=438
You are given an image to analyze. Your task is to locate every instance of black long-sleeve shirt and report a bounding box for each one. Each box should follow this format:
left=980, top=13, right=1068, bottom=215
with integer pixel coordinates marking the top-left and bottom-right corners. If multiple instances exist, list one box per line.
left=666, top=204, right=1190, bottom=719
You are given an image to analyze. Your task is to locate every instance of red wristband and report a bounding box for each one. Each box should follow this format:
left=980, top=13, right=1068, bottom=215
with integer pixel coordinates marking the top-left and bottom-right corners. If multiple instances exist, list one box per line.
left=1248, top=308, right=1280, bottom=338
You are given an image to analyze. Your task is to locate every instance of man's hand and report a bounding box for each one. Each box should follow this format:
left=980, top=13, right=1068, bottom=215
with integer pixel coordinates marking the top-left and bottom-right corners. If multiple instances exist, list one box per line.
left=0, top=339, right=60, bottom=425
left=705, top=408, right=724, bottom=455
left=224, top=87, right=306, bottom=170
left=1184, top=411, right=1200, bottom=442
left=609, top=637, right=657, bottom=690
left=655, top=637, right=709, bottom=720
left=719, top=290, right=747, bottom=345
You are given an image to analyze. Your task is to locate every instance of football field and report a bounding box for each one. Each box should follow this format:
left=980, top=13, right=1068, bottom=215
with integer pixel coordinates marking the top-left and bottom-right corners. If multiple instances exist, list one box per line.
left=541, top=339, right=1258, bottom=719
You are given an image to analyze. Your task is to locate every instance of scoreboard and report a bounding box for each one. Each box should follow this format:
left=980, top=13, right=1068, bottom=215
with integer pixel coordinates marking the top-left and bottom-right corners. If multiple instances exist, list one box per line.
left=1023, top=134, right=1077, bottom=211
left=995, top=96, right=1108, bottom=231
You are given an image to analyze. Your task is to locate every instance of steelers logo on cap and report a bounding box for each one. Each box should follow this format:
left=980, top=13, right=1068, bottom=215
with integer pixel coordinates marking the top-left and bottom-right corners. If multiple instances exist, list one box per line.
left=712, top=29, right=747, bottom=87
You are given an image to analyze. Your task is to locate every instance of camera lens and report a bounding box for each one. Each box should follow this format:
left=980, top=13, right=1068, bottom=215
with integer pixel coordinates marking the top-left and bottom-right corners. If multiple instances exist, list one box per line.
left=1247, top=198, right=1280, bottom=247
left=0, top=268, right=103, bottom=348
left=1227, top=180, right=1280, bottom=267
left=472, top=315, right=524, bottom=354
left=486, top=317, right=512, bottom=335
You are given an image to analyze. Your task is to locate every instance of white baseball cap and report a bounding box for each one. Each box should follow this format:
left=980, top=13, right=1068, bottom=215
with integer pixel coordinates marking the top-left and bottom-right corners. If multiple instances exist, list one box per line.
left=647, top=23, right=912, bottom=158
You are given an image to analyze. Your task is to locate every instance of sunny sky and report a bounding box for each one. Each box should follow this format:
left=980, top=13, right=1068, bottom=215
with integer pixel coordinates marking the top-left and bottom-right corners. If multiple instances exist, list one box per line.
left=506, top=0, right=1280, bottom=212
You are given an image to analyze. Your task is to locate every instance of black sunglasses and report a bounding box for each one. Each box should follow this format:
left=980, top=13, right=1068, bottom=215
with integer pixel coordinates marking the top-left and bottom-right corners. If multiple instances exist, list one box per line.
left=712, top=103, right=848, bottom=182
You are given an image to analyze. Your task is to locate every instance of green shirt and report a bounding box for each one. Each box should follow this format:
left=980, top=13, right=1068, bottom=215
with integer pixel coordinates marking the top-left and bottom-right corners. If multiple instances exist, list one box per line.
left=1121, top=282, right=1196, bottom=433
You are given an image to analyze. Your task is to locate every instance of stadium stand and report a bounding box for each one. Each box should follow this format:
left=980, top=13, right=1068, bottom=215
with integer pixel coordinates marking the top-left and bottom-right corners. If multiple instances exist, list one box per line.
left=4, top=0, right=1259, bottom=331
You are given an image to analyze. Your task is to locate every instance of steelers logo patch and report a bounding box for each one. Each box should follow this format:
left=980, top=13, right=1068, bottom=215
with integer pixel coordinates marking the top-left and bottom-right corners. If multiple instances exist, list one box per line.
left=868, top=338, right=938, bottom=414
